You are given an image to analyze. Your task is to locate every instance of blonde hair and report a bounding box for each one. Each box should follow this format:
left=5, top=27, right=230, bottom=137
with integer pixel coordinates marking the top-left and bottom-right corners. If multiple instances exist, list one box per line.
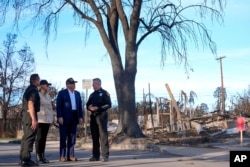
left=38, top=85, right=49, bottom=94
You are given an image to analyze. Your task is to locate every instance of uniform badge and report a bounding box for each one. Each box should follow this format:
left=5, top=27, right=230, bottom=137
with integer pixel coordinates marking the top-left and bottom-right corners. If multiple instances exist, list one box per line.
left=99, top=93, right=102, bottom=96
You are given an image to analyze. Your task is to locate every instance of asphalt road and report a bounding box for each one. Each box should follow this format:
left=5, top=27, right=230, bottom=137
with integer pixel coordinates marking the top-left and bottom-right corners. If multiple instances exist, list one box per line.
left=0, top=141, right=229, bottom=167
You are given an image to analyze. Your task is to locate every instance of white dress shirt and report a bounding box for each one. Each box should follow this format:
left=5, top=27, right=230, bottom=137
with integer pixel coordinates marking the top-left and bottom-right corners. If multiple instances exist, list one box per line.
left=68, top=89, right=77, bottom=110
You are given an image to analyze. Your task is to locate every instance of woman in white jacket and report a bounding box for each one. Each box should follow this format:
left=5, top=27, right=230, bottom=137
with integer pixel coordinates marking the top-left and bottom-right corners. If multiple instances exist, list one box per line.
left=35, top=80, right=53, bottom=163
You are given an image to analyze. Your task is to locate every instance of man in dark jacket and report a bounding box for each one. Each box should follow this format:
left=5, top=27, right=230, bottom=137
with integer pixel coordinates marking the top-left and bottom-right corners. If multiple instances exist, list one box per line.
left=20, top=74, right=40, bottom=167
left=86, top=78, right=111, bottom=162
left=56, top=78, right=83, bottom=162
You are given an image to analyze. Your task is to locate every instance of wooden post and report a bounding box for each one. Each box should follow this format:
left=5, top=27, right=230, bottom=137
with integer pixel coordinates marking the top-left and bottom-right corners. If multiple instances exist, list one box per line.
left=143, top=88, right=147, bottom=134
left=85, top=88, right=88, bottom=142
left=169, top=100, right=173, bottom=132
left=82, top=79, right=92, bottom=142
left=155, top=98, right=160, bottom=128
left=148, top=83, right=155, bottom=133
left=216, top=56, right=226, bottom=114
left=165, top=84, right=182, bottom=121
left=240, top=130, right=243, bottom=146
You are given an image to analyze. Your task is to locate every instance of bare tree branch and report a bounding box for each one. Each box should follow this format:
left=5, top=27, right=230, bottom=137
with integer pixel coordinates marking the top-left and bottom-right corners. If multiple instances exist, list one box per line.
left=0, top=34, right=35, bottom=137
left=0, top=0, right=226, bottom=137
left=116, top=0, right=129, bottom=41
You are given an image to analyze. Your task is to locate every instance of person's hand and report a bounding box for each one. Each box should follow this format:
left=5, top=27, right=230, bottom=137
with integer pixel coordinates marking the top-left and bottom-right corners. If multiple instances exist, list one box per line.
left=31, top=119, right=38, bottom=130
left=88, top=104, right=98, bottom=112
left=58, top=117, right=63, bottom=125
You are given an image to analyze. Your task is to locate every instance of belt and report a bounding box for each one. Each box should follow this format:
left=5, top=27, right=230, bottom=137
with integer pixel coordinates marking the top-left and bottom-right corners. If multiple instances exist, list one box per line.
left=72, top=110, right=77, bottom=112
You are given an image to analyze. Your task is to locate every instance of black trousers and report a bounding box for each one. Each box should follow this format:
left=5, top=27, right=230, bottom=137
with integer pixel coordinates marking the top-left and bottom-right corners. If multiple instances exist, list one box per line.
left=35, top=123, right=50, bottom=154
left=90, top=111, right=109, bottom=158
left=20, top=112, right=37, bottom=161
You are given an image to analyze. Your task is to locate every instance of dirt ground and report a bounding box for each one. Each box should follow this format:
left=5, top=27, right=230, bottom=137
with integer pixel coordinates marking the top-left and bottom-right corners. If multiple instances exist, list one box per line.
left=109, top=128, right=250, bottom=148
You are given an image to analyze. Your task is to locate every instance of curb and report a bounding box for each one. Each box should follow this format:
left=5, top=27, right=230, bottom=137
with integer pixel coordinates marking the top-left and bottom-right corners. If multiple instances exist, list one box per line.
left=0, top=140, right=21, bottom=144
left=77, top=139, right=250, bottom=160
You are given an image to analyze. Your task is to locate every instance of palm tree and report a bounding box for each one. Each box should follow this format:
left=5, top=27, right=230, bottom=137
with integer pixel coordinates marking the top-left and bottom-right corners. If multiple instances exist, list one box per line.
left=179, top=90, right=197, bottom=118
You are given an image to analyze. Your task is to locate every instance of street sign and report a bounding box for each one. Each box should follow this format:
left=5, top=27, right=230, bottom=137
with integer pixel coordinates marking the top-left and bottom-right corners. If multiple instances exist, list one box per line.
left=237, top=116, right=245, bottom=131
left=82, top=79, right=92, bottom=142
left=237, top=116, right=245, bottom=146
left=82, top=79, right=92, bottom=89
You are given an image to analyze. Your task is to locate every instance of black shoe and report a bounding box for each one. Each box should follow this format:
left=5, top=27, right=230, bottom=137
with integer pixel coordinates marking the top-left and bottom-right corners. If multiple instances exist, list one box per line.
left=102, top=157, right=109, bottom=162
left=89, top=157, right=100, bottom=161
left=37, top=153, right=49, bottom=163
left=19, top=160, right=23, bottom=165
left=22, top=160, right=39, bottom=166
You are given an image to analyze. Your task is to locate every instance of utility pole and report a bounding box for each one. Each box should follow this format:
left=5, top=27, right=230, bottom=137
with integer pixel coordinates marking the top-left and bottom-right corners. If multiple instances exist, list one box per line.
left=216, top=56, right=226, bottom=115
left=148, top=83, right=155, bottom=133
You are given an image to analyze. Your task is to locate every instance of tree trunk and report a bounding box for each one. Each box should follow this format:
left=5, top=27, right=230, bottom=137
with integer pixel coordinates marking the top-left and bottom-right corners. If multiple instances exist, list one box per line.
left=96, top=6, right=144, bottom=137
left=114, top=72, right=144, bottom=137
left=109, top=47, right=144, bottom=137
left=2, top=109, right=7, bottom=138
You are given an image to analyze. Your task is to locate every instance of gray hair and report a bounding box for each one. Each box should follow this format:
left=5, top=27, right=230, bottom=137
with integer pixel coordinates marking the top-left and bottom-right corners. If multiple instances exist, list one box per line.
left=93, top=78, right=101, bottom=84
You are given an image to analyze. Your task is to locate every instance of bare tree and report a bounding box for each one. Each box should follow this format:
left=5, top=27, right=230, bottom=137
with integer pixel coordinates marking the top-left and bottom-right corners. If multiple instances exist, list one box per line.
left=230, top=86, right=250, bottom=116
left=188, top=91, right=197, bottom=117
left=0, top=33, right=35, bottom=137
left=179, top=90, right=197, bottom=117
left=200, top=103, right=209, bottom=113
left=0, top=0, right=225, bottom=137
left=213, top=86, right=227, bottom=112
left=179, top=90, right=187, bottom=112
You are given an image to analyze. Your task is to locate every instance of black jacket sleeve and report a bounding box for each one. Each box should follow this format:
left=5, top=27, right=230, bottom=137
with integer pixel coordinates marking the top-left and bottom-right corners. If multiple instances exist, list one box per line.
left=98, top=90, right=111, bottom=112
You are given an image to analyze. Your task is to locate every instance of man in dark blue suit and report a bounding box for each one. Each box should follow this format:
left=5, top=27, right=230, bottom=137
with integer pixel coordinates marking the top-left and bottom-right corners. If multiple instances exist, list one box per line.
left=56, top=78, right=83, bottom=162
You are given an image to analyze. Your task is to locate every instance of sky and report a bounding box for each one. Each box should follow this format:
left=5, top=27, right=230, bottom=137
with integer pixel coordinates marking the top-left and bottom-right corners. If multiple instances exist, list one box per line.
left=0, top=0, right=250, bottom=111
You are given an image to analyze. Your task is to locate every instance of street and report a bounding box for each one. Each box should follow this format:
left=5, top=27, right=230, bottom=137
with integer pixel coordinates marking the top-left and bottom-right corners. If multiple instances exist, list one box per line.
left=0, top=141, right=229, bottom=167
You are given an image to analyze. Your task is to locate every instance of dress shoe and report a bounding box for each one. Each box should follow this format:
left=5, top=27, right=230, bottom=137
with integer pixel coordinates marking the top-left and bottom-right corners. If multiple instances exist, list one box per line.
left=21, top=160, right=39, bottom=166
left=89, top=157, right=100, bottom=161
left=59, top=157, right=66, bottom=162
left=102, top=157, right=109, bottom=162
left=19, top=160, right=23, bottom=165
left=37, top=153, right=49, bottom=163
left=68, top=157, right=77, bottom=161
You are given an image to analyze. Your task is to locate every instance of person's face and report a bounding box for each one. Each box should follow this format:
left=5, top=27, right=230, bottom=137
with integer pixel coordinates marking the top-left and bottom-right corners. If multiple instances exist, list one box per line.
left=92, top=80, right=101, bottom=91
left=34, top=78, right=40, bottom=87
left=40, top=84, right=49, bottom=91
left=67, top=83, right=75, bottom=91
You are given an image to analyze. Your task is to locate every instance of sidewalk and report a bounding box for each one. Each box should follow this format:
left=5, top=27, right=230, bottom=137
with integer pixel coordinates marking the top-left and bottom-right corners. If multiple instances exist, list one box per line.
left=1, top=137, right=249, bottom=159
left=1, top=138, right=249, bottom=167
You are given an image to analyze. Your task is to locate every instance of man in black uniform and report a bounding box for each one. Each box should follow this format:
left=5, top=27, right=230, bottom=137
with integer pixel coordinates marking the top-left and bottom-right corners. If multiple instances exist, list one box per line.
left=20, top=74, right=40, bottom=167
left=86, top=78, right=111, bottom=162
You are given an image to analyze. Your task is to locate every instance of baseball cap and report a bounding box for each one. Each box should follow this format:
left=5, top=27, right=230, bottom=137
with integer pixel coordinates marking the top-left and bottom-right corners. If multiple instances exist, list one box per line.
left=66, top=78, right=77, bottom=84
left=40, top=80, right=52, bottom=86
